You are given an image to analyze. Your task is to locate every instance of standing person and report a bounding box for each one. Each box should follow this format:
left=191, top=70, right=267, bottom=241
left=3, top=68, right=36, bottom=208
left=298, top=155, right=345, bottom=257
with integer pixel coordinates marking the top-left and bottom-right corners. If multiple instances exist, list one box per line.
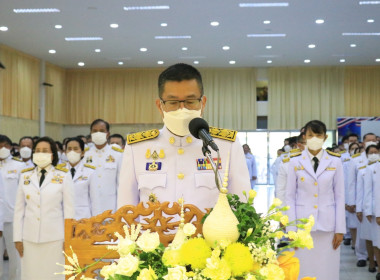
left=13, top=137, right=74, bottom=280
left=243, top=144, right=258, bottom=190
left=0, top=135, right=24, bottom=280
left=61, top=137, right=97, bottom=219
left=286, top=120, right=345, bottom=280
left=85, top=119, right=123, bottom=215
left=117, top=63, right=250, bottom=209
left=109, top=134, right=126, bottom=150
left=18, top=137, right=34, bottom=168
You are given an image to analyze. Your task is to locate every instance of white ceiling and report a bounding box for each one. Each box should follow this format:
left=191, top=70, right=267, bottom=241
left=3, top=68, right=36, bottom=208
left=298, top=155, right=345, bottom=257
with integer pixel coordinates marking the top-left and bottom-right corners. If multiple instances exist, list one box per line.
left=0, top=0, right=379, bottom=69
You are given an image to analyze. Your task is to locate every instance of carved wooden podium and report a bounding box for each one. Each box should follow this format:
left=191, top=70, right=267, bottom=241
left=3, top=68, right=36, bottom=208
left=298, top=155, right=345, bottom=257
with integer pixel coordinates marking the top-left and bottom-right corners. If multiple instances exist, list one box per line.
left=64, top=201, right=206, bottom=278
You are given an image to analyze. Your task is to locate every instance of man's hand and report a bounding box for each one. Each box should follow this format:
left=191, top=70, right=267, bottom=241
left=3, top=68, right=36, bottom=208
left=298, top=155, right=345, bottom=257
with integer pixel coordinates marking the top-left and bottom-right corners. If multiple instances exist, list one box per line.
left=377, top=217, right=380, bottom=226
left=252, top=176, right=257, bottom=180
left=15, top=242, right=23, bottom=257
left=347, top=205, right=355, bottom=213
left=332, top=233, right=344, bottom=250
left=356, top=212, right=363, bottom=223
left=0, top=231, right=2, bottom=238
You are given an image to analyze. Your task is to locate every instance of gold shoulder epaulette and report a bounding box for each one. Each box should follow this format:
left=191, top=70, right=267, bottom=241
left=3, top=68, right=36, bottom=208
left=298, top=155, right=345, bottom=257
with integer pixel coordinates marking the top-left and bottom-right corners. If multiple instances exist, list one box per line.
left=127, top=129, right=160, bottom=145
left=84, top=147, right=89, bottom=152
left=369, top=161, right=376, bottom=166
left=282, top=157, right=290, bottom=163
left=327, top=150, right=341, bottom=158
left=57, top=163, right=66, bottom=168
left=209, top=126, right=237, bottom=142
left=12, top=157, right=22, bottom=162
left=359, top=165, right=366, bottom=170
left=290, top=148, right=300, bottom=153
left=339, top=150, right=346, bottom=154
left=352, top=153, right=361, bottom=158
left=84, top=164, right=96, bottom=169
left=55, top=166, right=68, bottom=173
left=112, top=146, right=124, bottom=153
left=21, top=167, right=35, bottom=173
left=290, top=152, right=302, bottom=158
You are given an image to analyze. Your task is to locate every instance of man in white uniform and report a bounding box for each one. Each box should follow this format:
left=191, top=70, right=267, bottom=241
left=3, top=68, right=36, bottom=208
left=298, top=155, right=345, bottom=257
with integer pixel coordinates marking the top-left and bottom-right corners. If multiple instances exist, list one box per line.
left=243, top=144, right=258, bottom=190
left=85, top=119, right=123, bottom=215
left=117, top=63, right=251, bottom=210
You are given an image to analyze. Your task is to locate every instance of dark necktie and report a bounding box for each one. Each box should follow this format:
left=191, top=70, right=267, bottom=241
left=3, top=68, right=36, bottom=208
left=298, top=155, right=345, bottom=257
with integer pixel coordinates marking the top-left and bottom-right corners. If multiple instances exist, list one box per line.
left=313, top=157, right=319, bottom=173
left=71, top=167, right=76, bottom=179
left=40, top=169, right=47, bottom=186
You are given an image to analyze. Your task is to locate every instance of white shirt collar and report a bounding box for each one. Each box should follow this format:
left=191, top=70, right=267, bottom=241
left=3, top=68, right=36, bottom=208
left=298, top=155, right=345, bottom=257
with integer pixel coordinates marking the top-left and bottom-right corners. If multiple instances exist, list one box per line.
left=307, top=149, right=324, bottom=162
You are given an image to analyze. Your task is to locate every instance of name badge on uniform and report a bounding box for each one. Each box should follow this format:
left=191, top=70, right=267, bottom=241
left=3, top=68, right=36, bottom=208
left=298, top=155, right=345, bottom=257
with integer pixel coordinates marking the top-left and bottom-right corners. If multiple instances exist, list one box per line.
left=326, top=167, right=336, bottom=171
left=80, top=176, right=88, bottom=181
left=106, top=155, right=115, bottom=163
left=196, top=158, right=222, bottom=170
left=294, top=165, right=304, bottom=171
left=86, top=156, right=92, bottom=163
left=51, top=175, right=64, bottom=184
left=146, top=162, right=162, bottom=171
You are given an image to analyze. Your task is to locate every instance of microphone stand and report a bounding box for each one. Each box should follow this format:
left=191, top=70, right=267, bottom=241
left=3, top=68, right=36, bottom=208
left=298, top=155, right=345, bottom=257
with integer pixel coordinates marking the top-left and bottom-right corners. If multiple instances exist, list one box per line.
left=202, top=143, right=222, bottom=191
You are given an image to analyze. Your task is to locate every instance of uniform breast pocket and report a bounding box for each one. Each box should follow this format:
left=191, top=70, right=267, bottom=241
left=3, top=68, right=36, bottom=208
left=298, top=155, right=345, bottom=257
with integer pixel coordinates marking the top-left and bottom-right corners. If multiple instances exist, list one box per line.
left=138, top=174, right=167, bottom=191
left=5, top=172, right=18, bottom=181
left=104, top=162, right=117, bottom=170
left=195, top=173, right=217, bottom=190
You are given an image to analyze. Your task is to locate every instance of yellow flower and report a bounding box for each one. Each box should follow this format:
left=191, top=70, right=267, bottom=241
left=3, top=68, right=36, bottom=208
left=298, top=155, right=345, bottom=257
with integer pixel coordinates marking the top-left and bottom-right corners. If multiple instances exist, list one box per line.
left=249, top=189, right=257, bottom=199
left=163, top=249, right=182, bottom=267
left=260, top=264, right=285, bottom=280
left=137, top=266, right=158, bottom=280
left=272, top=198, right=282, bottom=207
left=296, top=230, right=314, bottom=249
left=203, top=258, right=231, bottom=280
left=277, top=251, right=300, bottom=280
left=245, top=274, right=257, bottom=280
left=275, top=231, right=285, bottom=239
left=179, top=238, right=212, bottom=269
left=301, top=277, right=316, bottom=280
left=280, top=215, right=289, bottom=226
left=223, top=243, right=255, bottom=276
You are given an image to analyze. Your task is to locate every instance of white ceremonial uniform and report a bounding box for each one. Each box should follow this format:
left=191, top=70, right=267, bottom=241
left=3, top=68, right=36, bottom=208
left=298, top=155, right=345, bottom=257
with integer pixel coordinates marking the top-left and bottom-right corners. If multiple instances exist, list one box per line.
left=341, top=151, right=352, bottom=239
left=356, top=165, right=372, bottom=241
left=286, top=149, right=345, bottom=280
left=117, top=126, right=251, bottom=211
left=21, top=159, right=34, bottom=169
left=13, top=165, right=74, bottom=280
left=373, top=163, right=380, bottom=248
left=60, top=161, right=97, bottom=219
left=245, top=153, right=258, bottom=190
left=0, top=156, right=24, bottom=280
left=85, top=144, right=123, bottom=215
left=270, top=156, right=282, bottom=185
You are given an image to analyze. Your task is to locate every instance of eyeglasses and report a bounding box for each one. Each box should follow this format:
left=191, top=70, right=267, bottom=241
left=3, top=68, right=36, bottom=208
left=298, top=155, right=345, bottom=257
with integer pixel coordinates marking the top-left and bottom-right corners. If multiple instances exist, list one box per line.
left=160, top=98, right=202, bottom=111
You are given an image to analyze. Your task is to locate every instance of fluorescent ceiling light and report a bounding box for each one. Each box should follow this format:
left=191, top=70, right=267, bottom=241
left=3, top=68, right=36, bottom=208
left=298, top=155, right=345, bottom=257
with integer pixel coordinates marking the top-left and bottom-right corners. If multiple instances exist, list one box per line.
left=304, top=59, right=311, bottom=63
left=359, top=1, right=380, bottom=4
left=376, top=58, right=380, bottom=62
left=55, top=25, right=62, bottom=29
left=182, top=47, right=188, bottom=50
left=0, top=26, right=8, bottom=31
left=48, top=49, right=56, bottom=54
left=210, top=21, right=219, bottom=26
left=267, top=60, right=273, bottom=64
left=155, top=35, right=191, bottom=39
left=13, top=8, right=60, bottom=13
left=95, top=49, right=101, bottom=53
left=229, top=60, right=236, bottom=64
left=340, top=59, right=346, bottom=63
left=161, top=23, right=168, bottom=27
left=65, top=37, right=103, bottom=41
left=247, top=33, right=286, bottom=37
left=118, top=62, right=124, bottom=65
left=263, top=20, right=271, bottom=24
left=367, top=19, right=375, bottom=23
left=222, top=46, right=230, bottom=50
left=78, top=62, right=85, bottom=67
left=110, top=23, right=119, bottom=28
left=266, top=45, right=272, bottom=49
left=308, top=44, right=316, bottom=48
left=140, top=48, right=148, bottom=52
left=315, top=19, right=324, bottom=24
left=343, top=32, right=380, bottom=36
left=239, top=3, right=289, bottom=7
left=193, top=61, right=199, bottom=64
left=124, top=6, right=169, bottom=11
left=157, top=61, right=164, bottom=65
left=350, top=44, right=357, bottom=47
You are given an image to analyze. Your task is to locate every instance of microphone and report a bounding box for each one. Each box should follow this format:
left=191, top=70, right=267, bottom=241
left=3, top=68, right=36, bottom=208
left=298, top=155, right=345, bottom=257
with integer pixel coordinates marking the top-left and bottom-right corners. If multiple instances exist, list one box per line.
left=189, top=118, right=219, bottom=152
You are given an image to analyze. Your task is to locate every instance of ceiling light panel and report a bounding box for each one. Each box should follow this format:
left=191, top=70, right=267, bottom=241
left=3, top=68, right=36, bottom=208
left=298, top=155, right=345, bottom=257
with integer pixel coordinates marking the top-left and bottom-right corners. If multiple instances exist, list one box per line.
left=155, top=35, right=191, bottom=39
left=124, top=6, right=170, bottom=11
left=315, top=19, right=324, bottom=24
left=0, top=26, right=8, bottom=31
left=239, top=3, right=289, bottom=7
left=222, top=46, right=230, bottom=50
left=65, top=37, right=103, bottom=41
left=343, top=32, right=380, bottom=36
left=54, top=25, right=62, bottom=29
left=13, top=8, right=60, bottom=13
left=110, top=23, right=119, bottom=28
left=247, top=33, right=286, bottom=37
left=359, top=1, right=380, bottom=4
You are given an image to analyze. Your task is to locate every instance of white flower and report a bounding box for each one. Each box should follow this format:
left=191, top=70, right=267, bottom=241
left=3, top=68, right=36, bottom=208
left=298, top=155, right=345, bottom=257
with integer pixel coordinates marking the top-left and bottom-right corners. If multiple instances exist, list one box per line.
left=163, top=266, right=188, bottom=280
left=118, top=237, right=136, bottom=257
left=100, top=262, right=118, bottom=280
left=115, top=254, right=139, bottom=277
left=137, top=266, right=158, bottom=280
left=183, top=223, right=196, bottom=236
left=136, top=230, right=160, bottom=252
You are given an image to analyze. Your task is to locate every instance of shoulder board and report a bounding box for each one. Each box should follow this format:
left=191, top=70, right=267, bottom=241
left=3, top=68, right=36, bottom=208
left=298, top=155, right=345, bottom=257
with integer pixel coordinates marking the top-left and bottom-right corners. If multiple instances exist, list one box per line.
left=352, top=153, right=361, bottom=158
left=344, top=158, right=350, bottom=162
left=209, top=126, right=237, bottom=142
left=84, top=164, right=96, bottom=169
left=282, top=157, right=290, bottom=163
left=326, top=150, right=341, bottom=158
left=369, top=161, right=376, bottom=166
left=112, top=146, right=124, bottom=153
left=290, top=152, right=302, bottom=158
left=359, top=165, right=366, bottom=170
left=338, top=150, right=346, bottom=154
left=290, top=148, right=300, bottom=153
left=12, top=157, right=23, bottom=162
left=21, top=167, right=35, bottom=173
left=56, top=163, right=66, bottom=168
left=84, top=147, right=89, bottom=152
left=127, top=129, right=160, bottom=145
left=55, top=166, right=68, bottom=173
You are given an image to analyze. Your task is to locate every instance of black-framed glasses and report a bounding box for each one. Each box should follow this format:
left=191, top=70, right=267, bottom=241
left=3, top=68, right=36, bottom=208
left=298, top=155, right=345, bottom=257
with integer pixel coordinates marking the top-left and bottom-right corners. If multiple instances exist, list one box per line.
left=160, top=98, right=202, bottom=111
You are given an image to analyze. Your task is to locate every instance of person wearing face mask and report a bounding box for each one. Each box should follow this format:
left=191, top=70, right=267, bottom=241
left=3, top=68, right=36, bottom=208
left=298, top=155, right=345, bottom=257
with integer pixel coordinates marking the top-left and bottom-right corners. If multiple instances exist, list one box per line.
left=109, top=134, right=126, bottom=150
left=59, top=137, right=97, bottom=219
left=242, top=144, right=258, bottom=190
left=13, top=136, right=74, bottom=280
left=117, top=63, right=250, bottom=210
left=0, top=135, right=25, bottom=280
left=18, top=137, right=34, bottom=168
left=285, top=120, right=345, bottom=280
left=356, top=145, right=379, bottom=274
left=347, top=132, right=377, bottom=267
left=84, top=119, right=123, bottom=215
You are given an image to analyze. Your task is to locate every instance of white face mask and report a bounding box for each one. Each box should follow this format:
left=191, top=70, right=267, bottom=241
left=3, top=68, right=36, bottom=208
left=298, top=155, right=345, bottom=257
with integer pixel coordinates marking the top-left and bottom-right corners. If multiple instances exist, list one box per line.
left=33, top=153, right=52, bottom=168
left=307, top=137, right=325, bottom=151
left=91, top=132, right=108, bottom=146
left=365, top=141, right=377, bottom=149
left=0, top=147, right=11, bottom=159
left=367, top=153, right=379, bottom=163
left=20, top=147, right=32, bottom=159
left=67, top=151, right=82, bottom=165
left=163, top=108, right=202, bottom=136
left=283, top=145, right=291, bottom=153
left=343, top=143, right=349, bottom=151
left=350, top=150, right=356, bottom=156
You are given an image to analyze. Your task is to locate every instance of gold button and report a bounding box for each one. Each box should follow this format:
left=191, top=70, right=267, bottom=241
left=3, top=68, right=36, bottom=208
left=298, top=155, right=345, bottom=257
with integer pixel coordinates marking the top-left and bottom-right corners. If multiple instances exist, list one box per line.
left=37, top=218, right=40, bottom=221
left=98, top=175, right=101, bottom=178
left=38, top=205, right=40, bottom=208
left=169, top=137, right=175, bottom=144
left=178, top=148, right=184, bottom=155
left=177, top=173, right=185, bottom=180
left=98, top=165, right=101, bottom=167
left=37, top=192, right=40, bottom=195
left=314, top=205, right=318, bottom=209
left=314, top=182, right=318, bottom=186
left=314, top=194, right=318, bottom=198
left=186, top=137, right=192, bottom=144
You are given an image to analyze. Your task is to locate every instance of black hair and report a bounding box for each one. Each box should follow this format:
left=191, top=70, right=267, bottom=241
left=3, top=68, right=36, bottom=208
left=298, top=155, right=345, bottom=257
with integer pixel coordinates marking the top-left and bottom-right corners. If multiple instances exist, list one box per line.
left=65, top=137, right=85, bottom=152
left=304, top=120, right=327, bottom=135
left=55, top=141, right=63, bottom=151
left=348, top=133, right=359, bottom=140
left=288, top=136, right=298, bottom=145
left=0, top=135, right=12, bottom=146
left=33, top=136, right=59, bottom=166
left=363, top=132, right=376, bottom=142
left=19, top=136, right=34, bottom=145
left=341, top=135, right=349, bottom=143
left=365, top=144, right=379, bottom=155
left=32, top=136, right=40, bottom=143
left=296, top=134, right=305, bottom=143
left=90, top=119, right=110, bottom=132
left=158, top=63, right=203, bottom=98
left=109, top=133, right=126, bottom=147
left=349, top=142, right=360, bottom=151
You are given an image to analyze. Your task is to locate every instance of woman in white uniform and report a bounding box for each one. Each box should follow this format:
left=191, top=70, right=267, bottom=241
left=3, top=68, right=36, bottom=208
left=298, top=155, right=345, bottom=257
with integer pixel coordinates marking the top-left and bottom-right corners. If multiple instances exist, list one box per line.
left=13, top=137, right=74, bottom=280
left=286, top=120, right=345, bottom=280
left=62, top=137, right=97, bottom=219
